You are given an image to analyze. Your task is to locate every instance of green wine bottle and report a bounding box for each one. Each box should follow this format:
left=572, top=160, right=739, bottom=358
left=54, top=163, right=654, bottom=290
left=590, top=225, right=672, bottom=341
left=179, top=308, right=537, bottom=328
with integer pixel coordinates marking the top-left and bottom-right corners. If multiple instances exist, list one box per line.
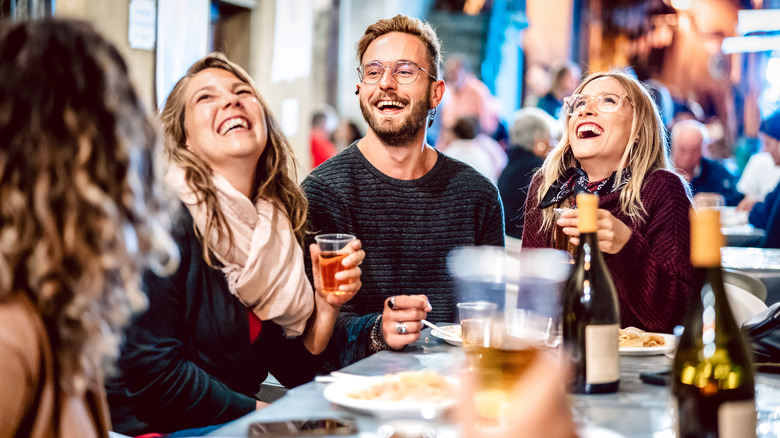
left=672, top=208, right=756, bottom=437
left=562, top=193, right=620, bottom=394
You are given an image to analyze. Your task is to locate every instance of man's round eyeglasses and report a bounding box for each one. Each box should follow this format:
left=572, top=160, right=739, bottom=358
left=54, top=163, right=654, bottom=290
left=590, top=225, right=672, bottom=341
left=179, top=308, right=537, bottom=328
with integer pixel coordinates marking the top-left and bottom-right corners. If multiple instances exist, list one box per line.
left=357, top=61, right=437, bottom=85
left=563, top=93, right=633, bottom=116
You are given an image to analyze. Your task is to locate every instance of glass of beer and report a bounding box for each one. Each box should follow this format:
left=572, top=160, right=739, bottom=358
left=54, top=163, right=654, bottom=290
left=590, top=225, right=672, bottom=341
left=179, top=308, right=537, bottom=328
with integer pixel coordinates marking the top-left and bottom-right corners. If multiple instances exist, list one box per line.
left=553, top=208, right=577, bottom=257
left=314, top=233, right=355, bottom=295
left=471, top=248, right=571, bottom=422
left=469, top=311, right=553, bottom=421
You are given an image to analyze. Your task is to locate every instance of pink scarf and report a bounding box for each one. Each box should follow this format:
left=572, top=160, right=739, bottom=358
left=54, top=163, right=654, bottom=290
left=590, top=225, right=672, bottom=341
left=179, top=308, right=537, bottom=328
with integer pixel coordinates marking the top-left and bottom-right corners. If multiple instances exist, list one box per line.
left=166, top=164, right=314, bottom=337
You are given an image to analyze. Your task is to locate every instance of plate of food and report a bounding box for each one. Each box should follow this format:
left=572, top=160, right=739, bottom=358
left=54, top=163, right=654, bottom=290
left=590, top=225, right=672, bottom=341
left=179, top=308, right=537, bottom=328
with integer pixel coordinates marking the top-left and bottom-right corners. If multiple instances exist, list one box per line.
left=429, top=324, right=462, bottom=346
left=619, top=327, right=675, bottom=356
left=322, top=370, right=458, bottom=415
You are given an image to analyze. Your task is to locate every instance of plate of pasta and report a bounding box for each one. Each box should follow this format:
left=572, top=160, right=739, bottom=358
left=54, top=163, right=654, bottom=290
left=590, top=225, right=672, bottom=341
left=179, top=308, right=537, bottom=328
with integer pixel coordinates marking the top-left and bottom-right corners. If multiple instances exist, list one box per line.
left=322, top=370, right=458, bottom=415
left=619, top=327, right=675, bottom=356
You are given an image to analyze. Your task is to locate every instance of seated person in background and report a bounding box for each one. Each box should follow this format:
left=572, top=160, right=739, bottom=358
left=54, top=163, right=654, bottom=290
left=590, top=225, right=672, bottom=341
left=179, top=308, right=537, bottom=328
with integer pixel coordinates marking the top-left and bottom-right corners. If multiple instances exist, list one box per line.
left=523, top=70, right=694, bottom=334
left=749, top=111, right=780, bottom=230
left=332, top=119, right=363, bottom=151
left=443, top=116, right=507, bottom=185
left=106, top=53, right=364, bottom=436
left=303, top=15, right=504, bottom=369
left=498, top=107, right=560, bottom=239
left=537, top=62, right=581, bottom=119
left=671, top=119, right=743, bottom=207
left=435, top=53, right=500, bottom=149
left=0, top=19, right=177, bottom=437
left=310, top=109, right=338, bottom=168
left=739, top=110, right=780, bottom=212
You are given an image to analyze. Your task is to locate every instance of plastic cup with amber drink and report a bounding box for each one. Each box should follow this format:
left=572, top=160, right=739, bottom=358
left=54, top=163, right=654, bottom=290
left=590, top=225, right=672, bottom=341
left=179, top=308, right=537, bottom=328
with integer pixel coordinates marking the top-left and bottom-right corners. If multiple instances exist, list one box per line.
left=314, top=233, right=356, bottom=295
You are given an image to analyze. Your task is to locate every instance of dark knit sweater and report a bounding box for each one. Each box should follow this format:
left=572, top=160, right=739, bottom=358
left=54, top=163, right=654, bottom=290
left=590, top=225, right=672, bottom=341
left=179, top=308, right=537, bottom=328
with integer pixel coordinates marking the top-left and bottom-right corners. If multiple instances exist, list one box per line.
left=522, top=169, right=694, bottom=333
left=302, top=143, right=505, bottom=368
left=106, top=209, right=323, bottom=435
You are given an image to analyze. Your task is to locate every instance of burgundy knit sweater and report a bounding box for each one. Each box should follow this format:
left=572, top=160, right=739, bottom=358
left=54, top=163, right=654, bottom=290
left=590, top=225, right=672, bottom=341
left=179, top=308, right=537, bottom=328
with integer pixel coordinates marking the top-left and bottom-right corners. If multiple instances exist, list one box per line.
left=522, top=169, right=694, bottom=333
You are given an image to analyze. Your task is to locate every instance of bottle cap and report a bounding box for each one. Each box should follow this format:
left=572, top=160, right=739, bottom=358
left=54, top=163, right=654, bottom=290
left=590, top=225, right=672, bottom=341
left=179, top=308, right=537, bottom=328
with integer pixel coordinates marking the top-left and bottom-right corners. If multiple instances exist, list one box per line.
left=690, top=207, right=722, bottom=267
left=576, top=193, right=598, bottom=233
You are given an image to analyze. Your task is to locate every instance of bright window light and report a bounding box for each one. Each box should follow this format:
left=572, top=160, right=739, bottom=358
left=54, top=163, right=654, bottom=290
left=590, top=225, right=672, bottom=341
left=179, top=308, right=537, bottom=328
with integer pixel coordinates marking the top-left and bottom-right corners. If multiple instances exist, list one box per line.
left=767, top=57, right=780, bottom=87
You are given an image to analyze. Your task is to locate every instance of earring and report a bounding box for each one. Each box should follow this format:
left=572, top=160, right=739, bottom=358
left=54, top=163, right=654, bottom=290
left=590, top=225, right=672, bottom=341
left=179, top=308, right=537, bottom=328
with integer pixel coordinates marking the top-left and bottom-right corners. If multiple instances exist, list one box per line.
left=536, top=142, right=546, bottom=152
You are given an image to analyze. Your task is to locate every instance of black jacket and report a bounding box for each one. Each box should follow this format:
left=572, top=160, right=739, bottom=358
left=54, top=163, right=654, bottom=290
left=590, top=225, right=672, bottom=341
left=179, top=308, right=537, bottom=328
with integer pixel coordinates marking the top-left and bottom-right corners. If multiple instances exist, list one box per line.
left=106, top=209, right=322, bottom=435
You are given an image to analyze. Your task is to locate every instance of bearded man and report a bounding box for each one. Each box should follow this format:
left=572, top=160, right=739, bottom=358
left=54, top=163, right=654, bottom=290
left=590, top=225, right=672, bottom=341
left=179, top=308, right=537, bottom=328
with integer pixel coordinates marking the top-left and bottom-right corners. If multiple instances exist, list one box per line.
left=302, top=14, right=504, bottom=369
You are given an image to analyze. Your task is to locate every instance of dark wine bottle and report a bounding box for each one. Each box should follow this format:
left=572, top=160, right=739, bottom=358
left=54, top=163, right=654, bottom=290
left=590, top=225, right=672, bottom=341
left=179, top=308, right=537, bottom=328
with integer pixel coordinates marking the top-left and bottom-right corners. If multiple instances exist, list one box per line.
left=672, top=208, right=756, bottom=437
left=562, top=193, right=620, bottom=394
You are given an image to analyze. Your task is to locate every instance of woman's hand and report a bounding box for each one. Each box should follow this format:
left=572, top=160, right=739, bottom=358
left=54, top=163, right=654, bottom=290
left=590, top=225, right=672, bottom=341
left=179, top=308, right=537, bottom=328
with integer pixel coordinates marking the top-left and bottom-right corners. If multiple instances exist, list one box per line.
left=558, top=208, right=632, bottom=254
left=381, top=295, right=431, bottom=350
left=310, top=239, right=364, bottom=309
left=304, top=239, right=364, bottom=355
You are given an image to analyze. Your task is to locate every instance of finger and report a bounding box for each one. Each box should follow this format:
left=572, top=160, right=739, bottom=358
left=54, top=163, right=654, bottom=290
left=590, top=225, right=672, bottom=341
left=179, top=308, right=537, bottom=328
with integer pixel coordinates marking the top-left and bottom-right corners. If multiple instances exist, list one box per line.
left=335, top=265, right=361, bottom=281
left=388, top=308, right=428, bottom=323
left=392, top=294, right=432, bottom=311
left=342, top=249, right=365, bottom=268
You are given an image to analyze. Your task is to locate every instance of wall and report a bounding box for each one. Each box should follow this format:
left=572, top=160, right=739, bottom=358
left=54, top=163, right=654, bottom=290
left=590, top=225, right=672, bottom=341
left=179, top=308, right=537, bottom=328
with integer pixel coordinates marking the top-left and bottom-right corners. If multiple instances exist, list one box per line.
left=56, top=0, right=156, bottom=112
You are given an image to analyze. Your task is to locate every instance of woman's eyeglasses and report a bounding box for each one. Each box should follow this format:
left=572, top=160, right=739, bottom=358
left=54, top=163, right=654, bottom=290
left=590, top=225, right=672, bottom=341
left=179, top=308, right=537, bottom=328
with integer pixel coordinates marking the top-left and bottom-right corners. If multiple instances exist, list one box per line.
left=563, top=93, right=632, bottom=115
left=357, top=61, right=437, bottom=85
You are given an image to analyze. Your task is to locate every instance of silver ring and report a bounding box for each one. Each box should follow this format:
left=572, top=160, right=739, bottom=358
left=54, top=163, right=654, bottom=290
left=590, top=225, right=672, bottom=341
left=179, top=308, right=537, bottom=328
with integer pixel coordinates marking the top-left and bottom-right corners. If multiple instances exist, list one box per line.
left=388, top=296, right=396, bottom=310
left=395, top=321, right=408, bottom=335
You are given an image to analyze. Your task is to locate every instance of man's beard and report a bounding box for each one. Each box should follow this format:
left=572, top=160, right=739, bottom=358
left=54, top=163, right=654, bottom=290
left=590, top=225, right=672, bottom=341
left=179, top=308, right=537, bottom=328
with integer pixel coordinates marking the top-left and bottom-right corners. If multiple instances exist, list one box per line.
left=360, top=88, right=431, bottom=147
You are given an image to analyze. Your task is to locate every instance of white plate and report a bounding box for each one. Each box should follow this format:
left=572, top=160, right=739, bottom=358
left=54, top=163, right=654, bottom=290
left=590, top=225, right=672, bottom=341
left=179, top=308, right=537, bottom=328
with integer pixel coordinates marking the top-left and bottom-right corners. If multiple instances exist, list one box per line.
left=429, top=324, right=462, bottom=346
left=322, top=375, right=458, bottom=416
left=619, top=333, right=675, bottom=356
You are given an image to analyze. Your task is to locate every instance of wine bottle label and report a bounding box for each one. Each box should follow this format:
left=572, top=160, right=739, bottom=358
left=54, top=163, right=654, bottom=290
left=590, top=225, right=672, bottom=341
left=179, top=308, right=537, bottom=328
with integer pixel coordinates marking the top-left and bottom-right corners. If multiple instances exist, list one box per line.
left=719, top=399, right=756, bottom=437
left=585, top=324, right=620, bottom=384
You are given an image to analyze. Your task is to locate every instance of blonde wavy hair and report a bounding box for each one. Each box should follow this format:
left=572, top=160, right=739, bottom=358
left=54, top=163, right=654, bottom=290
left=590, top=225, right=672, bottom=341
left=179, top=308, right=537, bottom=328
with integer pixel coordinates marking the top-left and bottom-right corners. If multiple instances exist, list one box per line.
left=0, top=19, right=178, bottom=396
left=160, top=53, right=308, bottom=265
left=535, top=69, right=674, bottom=232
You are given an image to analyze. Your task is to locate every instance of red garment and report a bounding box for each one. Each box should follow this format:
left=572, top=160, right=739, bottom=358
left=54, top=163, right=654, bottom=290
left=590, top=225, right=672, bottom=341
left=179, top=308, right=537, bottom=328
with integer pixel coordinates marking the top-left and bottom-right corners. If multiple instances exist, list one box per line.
left=522, top=169, right=694, bottom=333
left=247, top=308, right=263, bottom=343
left=311, top=132, right=337, bottom=169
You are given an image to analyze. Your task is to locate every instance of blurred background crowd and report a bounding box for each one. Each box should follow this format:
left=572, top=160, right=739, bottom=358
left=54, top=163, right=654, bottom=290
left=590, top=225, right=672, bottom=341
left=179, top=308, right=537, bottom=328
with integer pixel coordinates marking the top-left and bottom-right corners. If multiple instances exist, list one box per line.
left=7, top=0, right=780, bottom=231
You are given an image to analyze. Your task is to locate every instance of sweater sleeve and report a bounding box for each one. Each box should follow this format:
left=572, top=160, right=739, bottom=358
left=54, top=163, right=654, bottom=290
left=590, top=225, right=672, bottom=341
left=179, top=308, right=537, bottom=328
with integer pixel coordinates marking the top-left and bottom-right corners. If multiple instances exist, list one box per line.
left=605, top=171, right=694, bottom=333
left=479, top=185, right=506, bottom=246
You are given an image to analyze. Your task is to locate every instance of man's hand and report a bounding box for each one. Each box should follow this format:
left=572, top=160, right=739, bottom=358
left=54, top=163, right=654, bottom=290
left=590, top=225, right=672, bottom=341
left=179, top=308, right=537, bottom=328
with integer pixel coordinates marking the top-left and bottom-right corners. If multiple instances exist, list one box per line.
left=381, top=295, right=432, bottom=350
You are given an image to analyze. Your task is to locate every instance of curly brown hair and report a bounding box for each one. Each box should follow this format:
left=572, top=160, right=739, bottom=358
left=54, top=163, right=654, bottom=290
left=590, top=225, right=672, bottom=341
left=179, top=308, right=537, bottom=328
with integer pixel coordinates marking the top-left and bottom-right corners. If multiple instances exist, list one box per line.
left=0, top=19, right=178, bottom=395
left=160, top=53, right=308, bottom=264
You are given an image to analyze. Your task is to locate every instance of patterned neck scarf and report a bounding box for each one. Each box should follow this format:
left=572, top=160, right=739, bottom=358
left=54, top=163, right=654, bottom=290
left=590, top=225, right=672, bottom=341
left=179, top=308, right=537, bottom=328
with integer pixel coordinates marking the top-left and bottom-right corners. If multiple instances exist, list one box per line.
left=539, top=167, right=632, bottom=209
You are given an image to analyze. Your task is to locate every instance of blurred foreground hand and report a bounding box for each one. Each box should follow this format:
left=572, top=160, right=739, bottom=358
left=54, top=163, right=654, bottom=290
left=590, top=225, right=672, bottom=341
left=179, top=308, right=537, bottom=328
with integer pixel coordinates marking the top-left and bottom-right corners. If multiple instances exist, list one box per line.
left=457, top=352, right=578, bottom=438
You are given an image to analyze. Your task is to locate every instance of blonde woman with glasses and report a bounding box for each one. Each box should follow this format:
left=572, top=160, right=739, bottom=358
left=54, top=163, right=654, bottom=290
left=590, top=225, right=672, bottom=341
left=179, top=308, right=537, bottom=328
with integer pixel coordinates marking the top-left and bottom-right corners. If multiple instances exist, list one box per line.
left=522, top=70, right=694, bottom=334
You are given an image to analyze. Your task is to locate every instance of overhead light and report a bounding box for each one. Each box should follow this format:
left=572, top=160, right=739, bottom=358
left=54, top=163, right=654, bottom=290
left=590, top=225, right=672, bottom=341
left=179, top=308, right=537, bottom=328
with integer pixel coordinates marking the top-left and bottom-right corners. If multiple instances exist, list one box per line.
left=722, top=35, right=780, bottom=54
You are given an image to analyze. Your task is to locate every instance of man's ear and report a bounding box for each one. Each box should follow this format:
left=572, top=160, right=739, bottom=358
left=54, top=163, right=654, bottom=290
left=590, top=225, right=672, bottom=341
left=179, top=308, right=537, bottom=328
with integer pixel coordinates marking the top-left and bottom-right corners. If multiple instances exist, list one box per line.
left=430, top=80, right=445, bottom=109
left=355, top=85, right=360, bottom=95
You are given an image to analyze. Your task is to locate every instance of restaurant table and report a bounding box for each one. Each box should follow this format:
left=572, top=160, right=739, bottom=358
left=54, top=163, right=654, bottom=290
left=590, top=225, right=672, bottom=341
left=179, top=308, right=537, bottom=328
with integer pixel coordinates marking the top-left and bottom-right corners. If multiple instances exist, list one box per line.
left=723, top=247, right=780, bottom=305
left=721, top=207, right=765, bottom=247
left=206, top=328, right=780, bottom=438
left=722, top=224, right=765, bottom=247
